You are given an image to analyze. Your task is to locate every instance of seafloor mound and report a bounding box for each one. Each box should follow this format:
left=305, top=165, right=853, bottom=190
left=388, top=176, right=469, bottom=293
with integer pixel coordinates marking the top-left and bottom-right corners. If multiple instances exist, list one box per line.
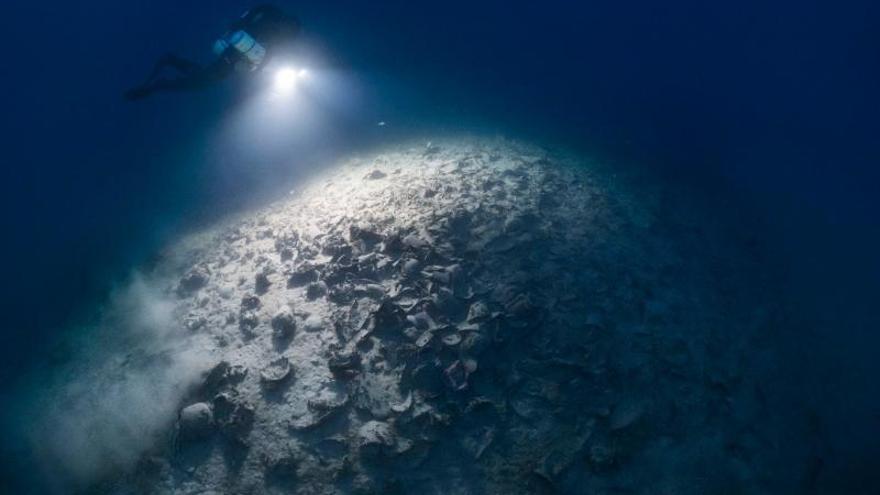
left=37, top=138, right=791, bottom=494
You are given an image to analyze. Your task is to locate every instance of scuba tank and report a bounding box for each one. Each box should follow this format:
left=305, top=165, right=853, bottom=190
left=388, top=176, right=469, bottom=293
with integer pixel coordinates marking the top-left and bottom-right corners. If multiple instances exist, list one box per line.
left=226, top=30, right=267, bottom=69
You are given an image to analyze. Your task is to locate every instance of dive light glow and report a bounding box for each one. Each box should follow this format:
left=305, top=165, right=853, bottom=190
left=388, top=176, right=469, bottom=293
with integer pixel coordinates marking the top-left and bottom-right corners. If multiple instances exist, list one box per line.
left=274, top=66, right=308, bottom=93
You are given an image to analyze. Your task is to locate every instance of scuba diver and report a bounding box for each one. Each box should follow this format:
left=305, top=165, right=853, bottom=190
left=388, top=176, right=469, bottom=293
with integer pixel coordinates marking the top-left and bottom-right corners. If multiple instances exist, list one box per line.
left=125, top=4, right=300, bottom=100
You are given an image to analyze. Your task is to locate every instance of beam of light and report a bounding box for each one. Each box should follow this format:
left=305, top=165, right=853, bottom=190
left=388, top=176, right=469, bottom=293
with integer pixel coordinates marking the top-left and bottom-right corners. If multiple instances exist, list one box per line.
left=274, top=67, right=301, bottom=93
left=205, top=60, right=368, bottom=203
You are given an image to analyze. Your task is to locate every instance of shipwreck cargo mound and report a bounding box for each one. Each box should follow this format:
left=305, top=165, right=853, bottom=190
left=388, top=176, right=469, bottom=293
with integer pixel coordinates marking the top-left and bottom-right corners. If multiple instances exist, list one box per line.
left=34, top=138, right=799, bottom=494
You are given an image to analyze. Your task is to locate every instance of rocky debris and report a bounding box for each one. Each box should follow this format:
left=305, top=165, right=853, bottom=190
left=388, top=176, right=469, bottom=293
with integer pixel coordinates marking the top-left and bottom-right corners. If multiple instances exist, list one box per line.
left=260, top=357, right=292, bottom=386
left=178, top=402, right=214, bottom=441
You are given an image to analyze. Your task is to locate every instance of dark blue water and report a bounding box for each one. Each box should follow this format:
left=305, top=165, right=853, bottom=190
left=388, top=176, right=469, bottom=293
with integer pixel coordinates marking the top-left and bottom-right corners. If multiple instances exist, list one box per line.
left=2, top=0, right=878, bottom=492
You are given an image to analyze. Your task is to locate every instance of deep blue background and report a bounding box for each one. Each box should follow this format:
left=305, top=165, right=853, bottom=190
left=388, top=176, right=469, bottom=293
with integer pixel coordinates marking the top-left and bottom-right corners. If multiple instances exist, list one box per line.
left=1, top=0, right=878, bottom=490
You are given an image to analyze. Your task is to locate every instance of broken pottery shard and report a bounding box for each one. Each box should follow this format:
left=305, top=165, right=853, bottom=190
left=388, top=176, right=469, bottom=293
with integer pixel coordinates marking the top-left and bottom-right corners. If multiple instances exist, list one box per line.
left=239, top=310, right=259, bottom=334
left=271, top=308, right=297, bottom=340
left=588, top=442, right=615, bottom=471
left=402, top=259, right=421, bottom=277
left=241, top=295, right=261, bottom=311
left=177, top=266, right=209, bottom=296
left=505, top=293, right=536, bottom=319
left=357, top=421, right=396, bottom=459
left=390, top=392, right=413, bottom=414
left=306, top=393, right=350, bottom=426
left=264, top=450, right=299, bottom=482
left=349, top=225, right=383, bottom=247
left=353, top=283, right=386, bottom=300
left=424, top=142, right=441, bottom=155
left=467, top=301, right=491, bottom=323
left=292, top=393, right=349, bottom=431
left=365, top=169, right=387, bottom=180
left=407, top=362, right=444, bottom=397
left=444, top=359, right=473, bottom=391
left=423, top=265, right=452, bottom=284
left=402, top=233, right=429, bottom=250
left=288, top=264, right=318, bottom=287
left=202, top=361, right=232, bottom=395
left=306, top=281, right=328, bottom=300
left=328, top=351, right=360, bottom=378
left=303, top=314, right=324, bottom=332
left=179, top=402, right=214, bottom=440
left=463, top=358, right=478, bottom=374
left=415, top=331, right=434, bottom=349
left=213, top=394, right=255, bottom=442
left=255, top=272, right=271, bottom=295
left=462, top=427, right=496, bottom=460
left=380, top=232, right=403, bottom=254
left=510, top=395, right=544, bottom=420
left=441, top=333, right=462, bottom=346
left=201, top=361, right=247, bottom=395
left=609, top=399, right=646, bottom=431
left=260, top=357, right=292, bottom=386
left=407, top=311, right=436, bottom=331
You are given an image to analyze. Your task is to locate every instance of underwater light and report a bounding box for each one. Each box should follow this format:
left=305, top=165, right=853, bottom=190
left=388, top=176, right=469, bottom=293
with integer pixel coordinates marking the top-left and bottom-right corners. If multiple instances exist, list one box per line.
left=274, top=67, right=300, bottom=92
left=273, top=66, right=310, bottom=94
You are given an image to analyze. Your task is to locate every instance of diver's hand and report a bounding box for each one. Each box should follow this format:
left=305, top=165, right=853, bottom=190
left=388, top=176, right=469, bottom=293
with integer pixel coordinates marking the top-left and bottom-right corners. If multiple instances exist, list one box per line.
left=124, top=86, right=152, bottom=101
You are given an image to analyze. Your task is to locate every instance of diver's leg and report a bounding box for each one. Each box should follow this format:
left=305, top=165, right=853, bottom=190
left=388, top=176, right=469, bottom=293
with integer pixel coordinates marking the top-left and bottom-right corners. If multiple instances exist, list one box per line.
left=146, top=53, right=203, bottom=82
left=125, top=67, right=226, bottom=100
left=124, top=76, right=200, bottom=100
left=124, top=60, right=234, bottom=100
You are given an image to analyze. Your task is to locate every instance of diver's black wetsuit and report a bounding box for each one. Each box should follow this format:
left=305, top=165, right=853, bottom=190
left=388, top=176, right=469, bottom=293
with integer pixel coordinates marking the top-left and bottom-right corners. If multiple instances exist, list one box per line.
left=125, top=4, right=299, bottom=100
